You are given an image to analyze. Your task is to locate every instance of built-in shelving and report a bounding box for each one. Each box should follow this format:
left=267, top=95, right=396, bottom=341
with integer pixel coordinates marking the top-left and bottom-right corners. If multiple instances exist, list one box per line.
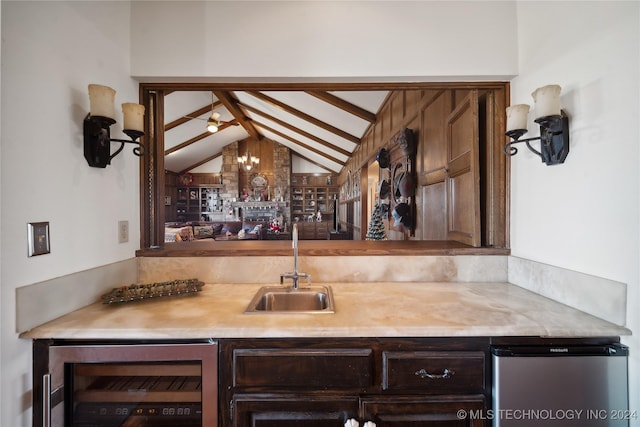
left=176, top=186, right=224, bottom=222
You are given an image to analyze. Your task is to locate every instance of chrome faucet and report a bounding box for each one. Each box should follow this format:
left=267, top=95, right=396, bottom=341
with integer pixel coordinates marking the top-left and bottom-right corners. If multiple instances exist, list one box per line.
left=280, top=223, right=310, bottom=289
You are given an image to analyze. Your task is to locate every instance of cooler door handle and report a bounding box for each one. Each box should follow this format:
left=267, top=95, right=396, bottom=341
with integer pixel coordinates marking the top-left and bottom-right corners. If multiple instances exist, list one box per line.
left=42, top=374, right=51, bottom=427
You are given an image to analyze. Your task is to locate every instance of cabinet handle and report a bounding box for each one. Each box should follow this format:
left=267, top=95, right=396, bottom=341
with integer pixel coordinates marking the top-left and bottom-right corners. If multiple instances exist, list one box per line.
left=344, top=419, right=377, bottom=427
left=414, top=368, right=455, bottom=379
left=42, top=374, right=51, bottom=427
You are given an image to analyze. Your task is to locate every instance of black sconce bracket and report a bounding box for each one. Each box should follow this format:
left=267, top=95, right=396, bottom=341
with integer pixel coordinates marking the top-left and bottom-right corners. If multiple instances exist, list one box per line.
left=504, top=111, right=569, bottom=166
left=83, top=114, right=144, bottom=168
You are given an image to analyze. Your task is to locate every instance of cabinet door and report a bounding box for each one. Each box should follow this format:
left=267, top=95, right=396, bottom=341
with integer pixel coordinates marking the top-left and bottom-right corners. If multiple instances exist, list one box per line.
left=382, top=351, right=485, bottom=394
left=233, top=394, right=359, bottom=427
left=232, top=347, right=373, bottom=389
left=361, top=395, right=485, bottom=427
left=446, top=90, right=481, bottom=247
left=315, top=221, right=329, bottom=239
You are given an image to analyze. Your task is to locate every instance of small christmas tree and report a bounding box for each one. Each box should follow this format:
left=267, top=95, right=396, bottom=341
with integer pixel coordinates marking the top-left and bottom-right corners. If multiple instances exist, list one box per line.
left=366, top=203, right=387, bottom=240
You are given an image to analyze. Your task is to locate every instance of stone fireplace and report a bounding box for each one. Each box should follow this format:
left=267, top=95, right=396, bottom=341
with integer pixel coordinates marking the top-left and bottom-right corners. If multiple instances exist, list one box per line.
left=221, top=139, right=291, bottom=225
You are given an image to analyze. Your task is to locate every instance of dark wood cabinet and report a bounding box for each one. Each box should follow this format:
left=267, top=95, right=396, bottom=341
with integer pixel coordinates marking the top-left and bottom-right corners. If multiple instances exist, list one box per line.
left=382, top=351, right=485, bottom=394
left=291, top=173, right=338, bottom=236
left=361, top=395, right=485, bottom=427
left=31, top=336, right=625, bottom=427
left=296, top=220, right=330, bottom=239
left=176, top=185, right=224, bottom=222
left=233, top=394, right=359, bottom=427
left=219, top=338, right=490, bottom=427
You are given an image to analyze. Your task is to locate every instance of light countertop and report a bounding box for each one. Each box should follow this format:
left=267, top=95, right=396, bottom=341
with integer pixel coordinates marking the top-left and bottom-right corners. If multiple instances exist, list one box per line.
left=20, top=282, right=630, bottom=340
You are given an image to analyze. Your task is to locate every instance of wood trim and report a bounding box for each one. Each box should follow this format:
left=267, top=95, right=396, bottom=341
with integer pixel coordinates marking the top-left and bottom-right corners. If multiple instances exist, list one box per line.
left=164, top=102, right=222, bottom=131
left=140, top=89, right=166, bottom=248
left=214, top=90, right=261, bottom=140
left=420, top=168, right=447, bottom=185
left=239, top=102, right=352, bottom=157
left=251, top=119, right=346, bottom=166
left=359, top=163, right=368, bottom=240
left=136, top=240, right=509, bottom=257
left=246, top=90, right=361, bottom=145
left=305, top=90, right=377, bottom=123
left=164, top=121, right=239, bottom=156
left=141, top=81, right=509, bottom=92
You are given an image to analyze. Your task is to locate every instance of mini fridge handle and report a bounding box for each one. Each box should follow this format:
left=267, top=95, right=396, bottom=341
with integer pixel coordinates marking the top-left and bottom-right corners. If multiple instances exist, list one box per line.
left=42, top=374, right=51, bottom=427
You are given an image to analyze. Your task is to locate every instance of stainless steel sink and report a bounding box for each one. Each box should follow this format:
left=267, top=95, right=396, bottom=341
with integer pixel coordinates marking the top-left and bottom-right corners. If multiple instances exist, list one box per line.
left=245, top=285, right=335, bottom=313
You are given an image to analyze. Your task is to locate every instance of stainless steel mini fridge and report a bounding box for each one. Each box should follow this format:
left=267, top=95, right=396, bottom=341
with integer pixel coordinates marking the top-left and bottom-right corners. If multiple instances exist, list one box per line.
left=492, top=344, right=629, bottom=426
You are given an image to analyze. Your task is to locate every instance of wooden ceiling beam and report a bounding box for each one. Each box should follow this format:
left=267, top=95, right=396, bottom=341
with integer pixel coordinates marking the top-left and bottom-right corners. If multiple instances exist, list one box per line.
left=178, top=152, right=222, bottom=175
left=246, top=91, right=361, bottom=145
left=305, top=90, right=377, bottom=123
left=164, top=120, right=239, bottom=155
left=164, top=101, right=223, bottom=131
left=239, top=102, right=353, bottom=158
left=290, top=152, right=337, bottom=173
left=251, top=119, right=345, bottom=166
left=214, top=91, right=261, bottom=140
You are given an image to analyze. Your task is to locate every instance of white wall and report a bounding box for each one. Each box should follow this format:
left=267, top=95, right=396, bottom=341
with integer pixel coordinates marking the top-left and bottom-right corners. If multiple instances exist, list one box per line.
left=0, top=2, right=137, bottom=425
left=0, top=0, right=3, bottom=416
left=509, top=1, right=639, bottom=421
left=130, top=1, right=518, bottom=80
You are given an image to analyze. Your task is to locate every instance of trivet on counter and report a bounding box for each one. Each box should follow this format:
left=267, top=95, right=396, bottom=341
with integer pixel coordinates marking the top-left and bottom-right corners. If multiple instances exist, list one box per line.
left=101, top=278, right=204, bottom=304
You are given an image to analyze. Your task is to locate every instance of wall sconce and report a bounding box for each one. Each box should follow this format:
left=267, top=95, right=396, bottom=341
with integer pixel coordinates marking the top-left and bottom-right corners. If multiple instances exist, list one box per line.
left=84, top=84, right=145, bottom=168
left=504, top=84, right=569, bottom=166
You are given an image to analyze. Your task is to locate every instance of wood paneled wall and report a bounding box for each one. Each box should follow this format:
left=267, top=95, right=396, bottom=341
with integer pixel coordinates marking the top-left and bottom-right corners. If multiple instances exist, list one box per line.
left=340, top=84, right=509, bottom=248
left=238, top=138, right=275, bottom=194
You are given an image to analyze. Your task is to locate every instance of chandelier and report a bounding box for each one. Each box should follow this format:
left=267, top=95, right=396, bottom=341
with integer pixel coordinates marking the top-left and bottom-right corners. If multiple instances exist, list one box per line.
left=238, top=151, right=259, bottom=172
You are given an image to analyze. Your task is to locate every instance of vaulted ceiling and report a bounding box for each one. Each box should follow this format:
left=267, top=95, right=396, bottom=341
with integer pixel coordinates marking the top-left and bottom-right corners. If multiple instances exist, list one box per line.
left=163, top=89, right=390, bottom=174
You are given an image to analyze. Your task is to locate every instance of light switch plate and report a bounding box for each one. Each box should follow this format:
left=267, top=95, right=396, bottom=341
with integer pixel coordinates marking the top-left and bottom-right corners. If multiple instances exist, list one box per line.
left=118, top=220, right=129, bottom=243
left=28, top=222, right=50, bottom=256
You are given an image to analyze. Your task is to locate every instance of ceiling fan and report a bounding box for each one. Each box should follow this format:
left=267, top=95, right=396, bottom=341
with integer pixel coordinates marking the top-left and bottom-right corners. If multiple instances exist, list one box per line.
left=183, top=92, right=238, bottom=133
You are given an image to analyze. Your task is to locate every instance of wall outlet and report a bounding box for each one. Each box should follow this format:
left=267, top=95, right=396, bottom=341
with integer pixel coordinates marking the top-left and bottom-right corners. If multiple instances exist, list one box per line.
left=118, top=220, right=129, bottom=243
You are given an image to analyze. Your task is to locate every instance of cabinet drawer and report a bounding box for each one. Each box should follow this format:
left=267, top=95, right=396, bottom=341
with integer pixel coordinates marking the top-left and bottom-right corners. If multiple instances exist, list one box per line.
left=233, top=348, right=373, bottom=389
left=382, top=351, right=485, bottom=393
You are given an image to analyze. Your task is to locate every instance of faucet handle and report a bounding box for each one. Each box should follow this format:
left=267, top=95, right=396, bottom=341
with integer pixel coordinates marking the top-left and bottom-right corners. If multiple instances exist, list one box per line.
left=280, top=272, right=296, bottom=283
left=280, top=273, right=290, bottom=284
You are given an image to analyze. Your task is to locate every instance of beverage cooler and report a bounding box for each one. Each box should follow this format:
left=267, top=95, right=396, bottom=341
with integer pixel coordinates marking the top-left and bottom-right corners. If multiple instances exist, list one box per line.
left=34, top=340, right=218, bottom=427
left=492, top=343, right=629, bottom=427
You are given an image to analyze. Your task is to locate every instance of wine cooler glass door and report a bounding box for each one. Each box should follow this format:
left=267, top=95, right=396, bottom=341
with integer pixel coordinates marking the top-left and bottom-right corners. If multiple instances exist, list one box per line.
left=44, top=341, right=217, bottom=427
